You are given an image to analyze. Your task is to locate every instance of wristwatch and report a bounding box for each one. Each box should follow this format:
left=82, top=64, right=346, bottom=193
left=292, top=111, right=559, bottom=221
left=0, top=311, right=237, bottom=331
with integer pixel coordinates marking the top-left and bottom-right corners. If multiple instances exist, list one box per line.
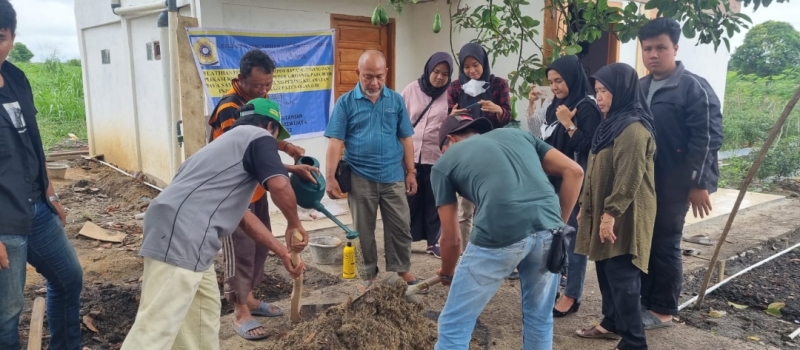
left=440, top=273, right=454, bottom=282
left=565, top=124, right=577, bottom=132
left=48, top=194, right=60, bottom=203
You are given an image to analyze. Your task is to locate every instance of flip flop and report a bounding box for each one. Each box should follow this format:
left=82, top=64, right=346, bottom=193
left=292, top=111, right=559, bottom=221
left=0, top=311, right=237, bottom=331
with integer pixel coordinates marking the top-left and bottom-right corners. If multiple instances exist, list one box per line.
left=642, top=310, right=673, bottom=330
left=356, top=279, right=374, bottom=294
left=250, top=301, right=283, bottom=317
left=506, top=271, right=520, bottom=280
left=682, top=249, right=701, bottom=257
left=683, top=234, right=715, bottom=246
left=575, top=326, right=620, bottom=340
left=232, top=319, right=269, bottom=340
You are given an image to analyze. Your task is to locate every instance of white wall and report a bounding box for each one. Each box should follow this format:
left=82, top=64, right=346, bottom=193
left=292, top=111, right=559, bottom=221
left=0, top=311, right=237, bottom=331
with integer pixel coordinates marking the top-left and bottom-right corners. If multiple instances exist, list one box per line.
left=676, top=42, right=728, bottom=109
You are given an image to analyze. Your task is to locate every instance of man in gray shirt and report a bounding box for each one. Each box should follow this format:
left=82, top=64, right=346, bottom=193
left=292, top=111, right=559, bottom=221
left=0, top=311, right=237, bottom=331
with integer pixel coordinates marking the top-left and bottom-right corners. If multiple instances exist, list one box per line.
left=122, top=98, right=308, bottom=350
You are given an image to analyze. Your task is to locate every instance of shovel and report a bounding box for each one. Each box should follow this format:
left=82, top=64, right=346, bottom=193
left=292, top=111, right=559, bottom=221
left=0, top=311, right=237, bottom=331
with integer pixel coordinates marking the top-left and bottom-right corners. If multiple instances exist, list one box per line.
left=289, top=230, right=304, bottom=324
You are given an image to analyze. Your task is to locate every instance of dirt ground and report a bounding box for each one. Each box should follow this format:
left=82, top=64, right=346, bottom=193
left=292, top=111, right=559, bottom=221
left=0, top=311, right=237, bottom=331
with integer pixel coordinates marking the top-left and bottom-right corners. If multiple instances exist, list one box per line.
left=681, top=229, right=800, bottom=349
left=16, top=159, right=800, bottom=349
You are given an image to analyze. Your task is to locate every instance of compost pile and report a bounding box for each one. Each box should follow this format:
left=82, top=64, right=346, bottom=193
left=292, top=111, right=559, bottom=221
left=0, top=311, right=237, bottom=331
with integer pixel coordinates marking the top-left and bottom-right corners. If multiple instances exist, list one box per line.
left=265, top=280, right=438, bottom=350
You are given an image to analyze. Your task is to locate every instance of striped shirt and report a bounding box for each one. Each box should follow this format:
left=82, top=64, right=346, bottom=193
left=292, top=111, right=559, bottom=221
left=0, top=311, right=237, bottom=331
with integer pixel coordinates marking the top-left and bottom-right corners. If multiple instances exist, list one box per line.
left=324, top=84, right=414, bottom=183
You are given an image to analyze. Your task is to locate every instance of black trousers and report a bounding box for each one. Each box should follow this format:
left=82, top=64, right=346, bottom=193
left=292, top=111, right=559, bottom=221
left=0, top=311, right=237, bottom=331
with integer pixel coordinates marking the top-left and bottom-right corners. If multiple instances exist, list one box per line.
left=640, top=203, right=689, bottom=315
left=407, top=163, right=440, bottom=247
left=597, top=255, right=647, bottom=350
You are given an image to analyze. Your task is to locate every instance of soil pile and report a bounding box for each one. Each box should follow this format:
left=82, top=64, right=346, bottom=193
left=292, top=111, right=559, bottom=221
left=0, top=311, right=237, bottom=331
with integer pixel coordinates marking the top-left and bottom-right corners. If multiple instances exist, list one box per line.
left=79, top=284, right=140, bottom=349
left=264, top=280, right=443, bottom=350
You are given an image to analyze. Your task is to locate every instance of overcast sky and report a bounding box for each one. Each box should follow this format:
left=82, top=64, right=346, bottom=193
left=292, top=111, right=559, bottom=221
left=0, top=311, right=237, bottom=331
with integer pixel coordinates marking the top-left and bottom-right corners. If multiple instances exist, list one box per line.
left=9, top=0, right=800, bottom=62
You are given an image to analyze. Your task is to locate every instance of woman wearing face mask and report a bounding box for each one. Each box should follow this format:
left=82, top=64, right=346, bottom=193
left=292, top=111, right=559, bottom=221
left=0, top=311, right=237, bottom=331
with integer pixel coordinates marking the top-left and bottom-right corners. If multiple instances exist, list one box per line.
left=544, top=55, right=602, bottom=318
left=401, top=52, right=453, bottom=258
left=574, top=63, right=657, bottom=350
left=446, top=43, right=511, bottom=260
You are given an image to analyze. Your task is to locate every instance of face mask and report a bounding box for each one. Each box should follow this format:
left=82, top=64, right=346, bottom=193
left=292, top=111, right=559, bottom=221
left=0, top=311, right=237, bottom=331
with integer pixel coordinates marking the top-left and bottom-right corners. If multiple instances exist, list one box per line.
left=462, top=79, right=489, bottom=97
left=541, top=120, right=560, bottom=140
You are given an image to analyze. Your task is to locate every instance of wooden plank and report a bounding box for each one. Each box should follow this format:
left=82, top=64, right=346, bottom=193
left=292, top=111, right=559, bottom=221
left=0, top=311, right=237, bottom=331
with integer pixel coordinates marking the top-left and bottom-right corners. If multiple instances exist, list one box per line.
left=175, top=15, right=206, bottom=159
left=27, top=297, right=45, bottom=350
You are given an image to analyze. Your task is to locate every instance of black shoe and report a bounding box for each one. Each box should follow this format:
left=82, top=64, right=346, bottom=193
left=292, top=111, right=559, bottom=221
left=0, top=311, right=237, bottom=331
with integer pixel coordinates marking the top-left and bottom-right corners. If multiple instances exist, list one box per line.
left=553, top=300, right=581, bottom=318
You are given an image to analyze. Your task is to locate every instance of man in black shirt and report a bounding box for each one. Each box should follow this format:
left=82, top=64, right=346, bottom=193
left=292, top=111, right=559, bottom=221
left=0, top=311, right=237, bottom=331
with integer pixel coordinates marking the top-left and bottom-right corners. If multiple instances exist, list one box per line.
left=0, top=2, right=84, bottom=349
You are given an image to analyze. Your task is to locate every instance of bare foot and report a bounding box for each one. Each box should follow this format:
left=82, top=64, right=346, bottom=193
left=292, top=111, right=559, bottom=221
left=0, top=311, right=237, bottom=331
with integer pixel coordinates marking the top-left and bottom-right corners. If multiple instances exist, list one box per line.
left=649, top=310, right=673, bottom=323
left=554, top=295, right=576, bottom=313
left=244, top=292, right=280, bottom=315
left=397, top=271, right=416, bottom=283
left=233, top=304, right=266, bottom=337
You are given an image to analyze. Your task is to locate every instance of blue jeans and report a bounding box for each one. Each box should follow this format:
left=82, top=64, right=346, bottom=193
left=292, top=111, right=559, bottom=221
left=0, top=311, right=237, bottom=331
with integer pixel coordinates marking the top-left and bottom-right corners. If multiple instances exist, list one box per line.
left=564, top=206, right=587, bottom=302
left=436, top=231, right=558, bottom=350
left=0, top=200, right=83, bottom=350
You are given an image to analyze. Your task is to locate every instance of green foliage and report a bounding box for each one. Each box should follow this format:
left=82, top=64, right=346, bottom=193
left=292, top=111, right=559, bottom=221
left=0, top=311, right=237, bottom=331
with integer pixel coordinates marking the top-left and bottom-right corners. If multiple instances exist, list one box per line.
left=9, top=42, right=34, bottom=63
left=729, top=21, right=800, bottom=77
left=65, top=58, right=82, bottom=67
left=719, top=137, right=800, bottom=189
left=17, top=61, right=86, bottom=150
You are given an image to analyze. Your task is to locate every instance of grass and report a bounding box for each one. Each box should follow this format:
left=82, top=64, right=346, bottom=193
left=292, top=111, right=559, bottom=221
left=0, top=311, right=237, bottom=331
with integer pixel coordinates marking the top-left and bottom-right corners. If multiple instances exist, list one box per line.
left=16, top=59, right=86, bottom=151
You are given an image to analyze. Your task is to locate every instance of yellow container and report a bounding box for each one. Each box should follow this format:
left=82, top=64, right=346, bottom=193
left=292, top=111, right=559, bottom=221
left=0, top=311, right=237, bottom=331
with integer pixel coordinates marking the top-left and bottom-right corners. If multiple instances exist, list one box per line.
left=342, top=241, right=356, bottom=279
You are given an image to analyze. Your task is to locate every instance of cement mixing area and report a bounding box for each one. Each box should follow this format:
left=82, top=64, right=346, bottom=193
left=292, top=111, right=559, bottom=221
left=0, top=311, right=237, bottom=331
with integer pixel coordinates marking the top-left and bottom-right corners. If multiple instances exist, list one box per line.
left=16, top=154, right=800, bottom=349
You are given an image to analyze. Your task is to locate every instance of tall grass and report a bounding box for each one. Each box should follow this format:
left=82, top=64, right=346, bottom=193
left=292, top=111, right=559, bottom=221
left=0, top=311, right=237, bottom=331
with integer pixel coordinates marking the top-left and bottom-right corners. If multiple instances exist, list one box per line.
left=16, top=58, right=86, bottom=151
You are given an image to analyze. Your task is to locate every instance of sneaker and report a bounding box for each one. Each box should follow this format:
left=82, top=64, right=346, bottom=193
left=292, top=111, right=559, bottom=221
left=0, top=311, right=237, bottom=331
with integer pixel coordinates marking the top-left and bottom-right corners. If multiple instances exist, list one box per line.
left=426, top=245, right=441, bottom=259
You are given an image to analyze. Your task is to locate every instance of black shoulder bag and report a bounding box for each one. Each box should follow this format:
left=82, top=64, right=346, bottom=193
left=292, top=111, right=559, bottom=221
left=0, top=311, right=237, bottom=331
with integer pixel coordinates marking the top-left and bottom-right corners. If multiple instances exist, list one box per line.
left=546, top=225, right=576, bottom=274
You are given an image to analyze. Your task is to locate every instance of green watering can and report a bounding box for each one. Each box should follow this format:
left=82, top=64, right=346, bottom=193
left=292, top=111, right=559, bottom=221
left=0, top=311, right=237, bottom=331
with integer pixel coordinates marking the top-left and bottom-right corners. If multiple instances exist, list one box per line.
left=289, top=156, right=359, bottom=239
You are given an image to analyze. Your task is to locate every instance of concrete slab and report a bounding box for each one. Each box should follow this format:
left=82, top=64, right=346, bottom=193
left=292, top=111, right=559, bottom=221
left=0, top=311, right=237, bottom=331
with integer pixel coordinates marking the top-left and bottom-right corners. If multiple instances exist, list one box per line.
left=223, top=197, right=799, bottom=349
left=683, top=188, right=783, bottom=226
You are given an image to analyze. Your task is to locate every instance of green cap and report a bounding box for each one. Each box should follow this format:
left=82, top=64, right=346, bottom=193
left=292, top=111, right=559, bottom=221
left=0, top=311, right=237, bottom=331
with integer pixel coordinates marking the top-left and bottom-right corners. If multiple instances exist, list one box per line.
left=240, top=98, right=291, bottom=141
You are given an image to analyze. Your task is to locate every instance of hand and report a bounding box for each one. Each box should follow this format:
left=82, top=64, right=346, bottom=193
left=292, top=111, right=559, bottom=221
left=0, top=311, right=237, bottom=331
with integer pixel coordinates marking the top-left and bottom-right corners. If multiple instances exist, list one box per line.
left=405, top=172, right=418, bottom=196
left=528, top=86, right=542, bottom=101
left=53, top=201, right=67, bottom=227
left=288, top=164, right=319, bottom=184
left=555, top=105, right=578, bottom=128
left=449, top=103, right=468, bottom=116
left=280, top=252, right=305, bottom=279
left=687, top=189, right=712, bottom=218
left=283, top=143, right=305, bottom=161
left=576, top=210, right=582, bottom=223
left=599, top=214, right=616, bottom=244
left=326, top=178, right=345, bottom=199
left=0, top=241, right=9, bottom=270
left=436, top=268, right=452, bottom=287
left=286, top=227, right=309, bottom=253
left=478, top=100, right=503, bottom=115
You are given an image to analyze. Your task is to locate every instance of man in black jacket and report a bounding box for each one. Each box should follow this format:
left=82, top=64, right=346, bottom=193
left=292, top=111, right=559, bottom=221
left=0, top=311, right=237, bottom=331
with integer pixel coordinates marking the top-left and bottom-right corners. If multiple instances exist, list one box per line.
left=0, top=2, right=84, bottom=349
left=637, top=17, right=724, bottom=329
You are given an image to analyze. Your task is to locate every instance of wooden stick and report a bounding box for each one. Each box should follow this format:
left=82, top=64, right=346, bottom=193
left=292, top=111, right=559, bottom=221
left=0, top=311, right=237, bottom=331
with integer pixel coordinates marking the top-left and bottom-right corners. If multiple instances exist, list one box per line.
left=717, top=260, right=726, bottom=284
left=27, top=297, right=46, bottom=350
left=695, top=84, right=800, bottom=308
left=290, top=230, right=304, bottom=324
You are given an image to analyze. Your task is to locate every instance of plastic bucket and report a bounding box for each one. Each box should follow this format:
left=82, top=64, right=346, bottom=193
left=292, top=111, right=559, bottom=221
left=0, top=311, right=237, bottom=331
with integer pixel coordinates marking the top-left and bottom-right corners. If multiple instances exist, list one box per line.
left=46, top=162, right=69, bottom=180
left=308, top=236, right=342, bottom=265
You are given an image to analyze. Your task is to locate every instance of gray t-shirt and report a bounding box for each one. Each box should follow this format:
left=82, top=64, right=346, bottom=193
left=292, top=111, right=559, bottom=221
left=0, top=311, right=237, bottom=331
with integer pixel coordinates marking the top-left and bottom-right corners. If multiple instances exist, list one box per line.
left=140, top=125, right=288, bottom=272
left=647, top=78, right=668, bottom=106
left=431, top=128, right=563, bottom=249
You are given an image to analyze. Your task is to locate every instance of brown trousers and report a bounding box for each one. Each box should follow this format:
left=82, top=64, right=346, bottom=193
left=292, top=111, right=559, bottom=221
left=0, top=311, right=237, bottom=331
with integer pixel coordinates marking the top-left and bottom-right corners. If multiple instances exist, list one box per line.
left=222, top=195, right=271, bottom=305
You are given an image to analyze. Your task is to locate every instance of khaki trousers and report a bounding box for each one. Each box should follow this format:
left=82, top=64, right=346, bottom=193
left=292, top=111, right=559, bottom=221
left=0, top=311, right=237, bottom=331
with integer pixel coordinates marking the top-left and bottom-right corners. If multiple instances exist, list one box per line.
left=458, top=196, right=475, bottom=250
left=121, top=258, right=221, bottom=350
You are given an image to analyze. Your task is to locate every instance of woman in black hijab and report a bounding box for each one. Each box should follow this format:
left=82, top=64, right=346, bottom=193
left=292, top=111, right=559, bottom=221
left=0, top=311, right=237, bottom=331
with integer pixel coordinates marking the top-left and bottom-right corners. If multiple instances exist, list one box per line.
left=446, top=43, right=512, bottom=262
left=401, top=52, right=453, bottom=257
left=544, top=55, right=602, bottom=318
left=447, top=43, right=511, bottom=129
left=574, top=63, right=656, bottom=350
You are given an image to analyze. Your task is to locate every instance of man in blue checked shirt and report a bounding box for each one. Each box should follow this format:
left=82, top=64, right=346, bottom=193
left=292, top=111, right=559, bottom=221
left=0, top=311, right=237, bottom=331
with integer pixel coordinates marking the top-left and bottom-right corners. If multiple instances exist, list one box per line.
left=324, top=50, right=420, bottom=292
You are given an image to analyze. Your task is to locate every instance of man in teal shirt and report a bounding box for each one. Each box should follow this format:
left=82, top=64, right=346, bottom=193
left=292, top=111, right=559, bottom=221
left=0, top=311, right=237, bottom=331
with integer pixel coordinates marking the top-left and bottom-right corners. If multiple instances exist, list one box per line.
left=431, top=115, right=584, bottom=349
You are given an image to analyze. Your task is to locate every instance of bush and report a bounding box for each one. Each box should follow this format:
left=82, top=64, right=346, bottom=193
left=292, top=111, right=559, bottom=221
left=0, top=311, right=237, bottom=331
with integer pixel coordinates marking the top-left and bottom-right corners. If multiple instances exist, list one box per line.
left=719, top=136, right=800, bottom=190
left=17, top=61, right=86, bottom=150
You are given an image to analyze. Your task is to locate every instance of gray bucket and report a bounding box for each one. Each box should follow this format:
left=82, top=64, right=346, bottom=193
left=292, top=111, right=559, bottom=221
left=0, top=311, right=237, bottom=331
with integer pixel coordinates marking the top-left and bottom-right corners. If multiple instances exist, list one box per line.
left=308, top=236, right=342, bottom=265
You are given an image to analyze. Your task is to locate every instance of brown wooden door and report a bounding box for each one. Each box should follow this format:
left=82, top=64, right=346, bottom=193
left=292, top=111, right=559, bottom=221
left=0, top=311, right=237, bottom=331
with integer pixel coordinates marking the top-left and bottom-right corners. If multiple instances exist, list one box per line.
left=330, top=14, right=395, bottom=100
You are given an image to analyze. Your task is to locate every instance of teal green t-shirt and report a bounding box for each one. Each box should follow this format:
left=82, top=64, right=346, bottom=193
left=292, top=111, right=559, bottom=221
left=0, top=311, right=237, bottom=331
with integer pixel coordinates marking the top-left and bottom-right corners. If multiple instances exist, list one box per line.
left=431, top=128, right=563, bottom=248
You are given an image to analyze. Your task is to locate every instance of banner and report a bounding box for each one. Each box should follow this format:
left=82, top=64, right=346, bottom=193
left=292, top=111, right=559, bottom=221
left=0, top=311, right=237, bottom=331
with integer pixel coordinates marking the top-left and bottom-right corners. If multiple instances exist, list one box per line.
left=186, top=28, right=334, bottom=139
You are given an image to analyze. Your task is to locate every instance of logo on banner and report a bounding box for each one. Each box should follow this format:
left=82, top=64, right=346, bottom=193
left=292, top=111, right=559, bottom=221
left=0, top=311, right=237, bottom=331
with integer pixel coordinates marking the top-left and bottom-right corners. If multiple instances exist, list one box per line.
left=192, top=37, right=220, bottom=66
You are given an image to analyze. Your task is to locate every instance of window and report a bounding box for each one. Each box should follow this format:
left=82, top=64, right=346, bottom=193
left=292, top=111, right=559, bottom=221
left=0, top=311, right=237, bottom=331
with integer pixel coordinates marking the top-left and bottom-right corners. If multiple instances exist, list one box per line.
left=153, top=41, right=161, bottom=60
left=146, top=43, right=153, bottom=61
left=101, top=49, right=111, bottom=64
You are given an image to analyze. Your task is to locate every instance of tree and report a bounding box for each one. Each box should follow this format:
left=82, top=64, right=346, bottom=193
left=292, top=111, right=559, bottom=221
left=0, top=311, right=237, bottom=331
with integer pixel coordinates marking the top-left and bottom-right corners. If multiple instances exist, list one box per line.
left=373, top=0, right=788, bottom=100
left=9, top=42, right=34, bottom=63
left=729, top=21, right=800, bottom=76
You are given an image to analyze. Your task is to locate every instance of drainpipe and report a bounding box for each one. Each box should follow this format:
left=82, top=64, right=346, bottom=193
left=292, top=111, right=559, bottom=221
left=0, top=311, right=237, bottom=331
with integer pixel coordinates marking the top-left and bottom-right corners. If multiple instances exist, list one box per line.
left=167, top=0, right=184, bottom=175
left=157, top=10, right=177, bottom=177
left=111, top=0, right=167, bottom=16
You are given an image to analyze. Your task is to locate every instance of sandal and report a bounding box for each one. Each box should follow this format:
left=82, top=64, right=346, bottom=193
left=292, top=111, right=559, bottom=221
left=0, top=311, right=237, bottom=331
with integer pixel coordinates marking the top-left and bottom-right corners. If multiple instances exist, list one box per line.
left=642, top=311, right=673, bottom=330
left=575, top=326, right=620, bottom=340
left=232, top=319, right=269, bottom=340
left=356, top=279, right=374, bottom=294
left=250, top=301, right=283, bottom=317
left=683, top=234, right=714, bottom=246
